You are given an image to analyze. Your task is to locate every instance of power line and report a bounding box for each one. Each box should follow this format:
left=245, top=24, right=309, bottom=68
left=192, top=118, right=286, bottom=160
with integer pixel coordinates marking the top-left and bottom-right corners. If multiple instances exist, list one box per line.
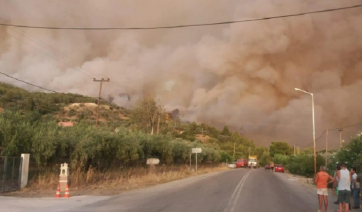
left=300, top=121, right=362, bottom=148
left=328, top=122, right=362, bottom=131
left=0, top=71, right=58, bottom=93
left=0, top=72, right=109, bottom=105
left=0, top=4, right=361, bottom=30
left=301, top=129, right=327, bottom=148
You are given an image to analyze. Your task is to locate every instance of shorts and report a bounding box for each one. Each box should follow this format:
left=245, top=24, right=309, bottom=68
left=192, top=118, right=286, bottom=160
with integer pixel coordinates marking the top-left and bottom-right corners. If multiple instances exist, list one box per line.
left=317, top=188, right=328, bottom=196
left=338, top=190, right=351, bottom=204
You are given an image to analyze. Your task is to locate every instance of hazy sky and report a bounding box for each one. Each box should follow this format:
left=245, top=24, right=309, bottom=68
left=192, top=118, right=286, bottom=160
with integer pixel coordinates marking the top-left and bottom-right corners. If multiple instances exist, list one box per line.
left=1, top=0, right=362, bottom=148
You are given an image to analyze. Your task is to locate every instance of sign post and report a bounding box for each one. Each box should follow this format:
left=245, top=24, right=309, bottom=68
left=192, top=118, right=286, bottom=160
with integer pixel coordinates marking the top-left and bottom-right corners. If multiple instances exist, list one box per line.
left=191, top=148, right=202, bottom=172
left=189, top=153, right=191, bottom=171
left=146, top=158, right=160, bottom=173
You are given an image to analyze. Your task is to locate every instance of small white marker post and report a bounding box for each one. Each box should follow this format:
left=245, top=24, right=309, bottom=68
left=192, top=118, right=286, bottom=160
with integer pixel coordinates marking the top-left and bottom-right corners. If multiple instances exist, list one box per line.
left=191, top=148, right=202, bottom=172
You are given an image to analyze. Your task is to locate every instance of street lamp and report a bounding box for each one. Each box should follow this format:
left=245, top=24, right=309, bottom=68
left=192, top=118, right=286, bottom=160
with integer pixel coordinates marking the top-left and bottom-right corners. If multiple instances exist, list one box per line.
left=294, top=88, right=316, bottom=175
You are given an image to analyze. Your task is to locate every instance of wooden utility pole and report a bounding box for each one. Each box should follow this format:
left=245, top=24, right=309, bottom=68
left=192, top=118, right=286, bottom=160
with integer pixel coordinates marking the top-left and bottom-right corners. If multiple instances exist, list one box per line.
left=325, top=129, right=329, bottom=167
left=156, top=113, right=160, bottom=135
left=294, top=144, right=296, bottom=155
left=339, top=129, right=343, bottom=148
left=232, top=142, right=236, bottom=161
left=93, top=78, right=110, bottom=126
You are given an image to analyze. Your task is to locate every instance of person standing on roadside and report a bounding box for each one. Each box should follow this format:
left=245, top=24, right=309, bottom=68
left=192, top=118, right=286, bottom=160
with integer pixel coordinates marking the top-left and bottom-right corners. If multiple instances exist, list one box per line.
left=350, top=167, right=360, bottom=209
left=337, top=163, right=352, bottom=212
left=315, top=166, right=335, bottom=212
left=334, top=164, right=341, bottom=204
left=270, top=162, right=274, bottom=172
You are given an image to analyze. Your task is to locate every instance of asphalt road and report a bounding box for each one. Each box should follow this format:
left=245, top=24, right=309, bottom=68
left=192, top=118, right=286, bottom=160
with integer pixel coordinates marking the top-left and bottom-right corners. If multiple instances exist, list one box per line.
left=71, top=168, right=340, bottom=212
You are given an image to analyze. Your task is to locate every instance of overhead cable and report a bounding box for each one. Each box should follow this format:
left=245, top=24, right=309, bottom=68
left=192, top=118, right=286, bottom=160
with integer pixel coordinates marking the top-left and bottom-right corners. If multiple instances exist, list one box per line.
left=0, top=4, right=361, bottom=30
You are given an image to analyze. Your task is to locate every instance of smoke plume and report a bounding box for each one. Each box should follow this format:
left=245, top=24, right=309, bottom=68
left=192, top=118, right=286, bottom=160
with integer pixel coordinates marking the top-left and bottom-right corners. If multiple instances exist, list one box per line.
left=1, top=0, right=362, bottom=148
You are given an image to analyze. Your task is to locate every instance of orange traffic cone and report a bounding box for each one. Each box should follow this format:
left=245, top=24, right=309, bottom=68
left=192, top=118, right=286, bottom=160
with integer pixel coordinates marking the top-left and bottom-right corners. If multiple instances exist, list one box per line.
left=64, top=184, right=70, bottom=198
left=55, top=184, right=61, bottom=198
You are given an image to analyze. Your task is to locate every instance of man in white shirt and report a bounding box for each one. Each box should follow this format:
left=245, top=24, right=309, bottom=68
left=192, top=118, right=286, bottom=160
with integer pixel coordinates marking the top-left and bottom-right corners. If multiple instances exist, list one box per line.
left=351, top=167, right=360, bottom=209
left=337, top=163, right=351, bottom=212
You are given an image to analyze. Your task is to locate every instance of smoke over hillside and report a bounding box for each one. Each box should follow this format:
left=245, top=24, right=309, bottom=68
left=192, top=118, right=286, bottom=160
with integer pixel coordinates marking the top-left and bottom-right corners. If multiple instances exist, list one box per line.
left=1, top=0, right=362, bottom=148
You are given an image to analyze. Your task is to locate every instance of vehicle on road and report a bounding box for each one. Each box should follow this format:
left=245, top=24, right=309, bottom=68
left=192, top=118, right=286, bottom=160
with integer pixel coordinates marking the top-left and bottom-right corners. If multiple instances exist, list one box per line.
left=265, top=164, right=270, bottom=170
left=227, top=162, right=236, bottom=169
left=275, top=164, right=284, bottom=173
left=248, top=155, right=257, bottom=168
left=236, top=158, right=247, bottom=168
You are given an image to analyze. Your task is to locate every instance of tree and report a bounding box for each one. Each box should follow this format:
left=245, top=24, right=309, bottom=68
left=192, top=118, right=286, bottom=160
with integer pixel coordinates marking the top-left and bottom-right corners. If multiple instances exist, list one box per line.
left=131, top=98, right=164, bottom=134
left=221, top=126, right=231, bottom=136
left=269, top=141, right=292, bottom=157
left=255, top=146, right=268, bottom=160
left=302, top=147, right=314, bottom=154
left=334, top=136, right=362, bottom=169
left=259, top=152, right=272, bottom=166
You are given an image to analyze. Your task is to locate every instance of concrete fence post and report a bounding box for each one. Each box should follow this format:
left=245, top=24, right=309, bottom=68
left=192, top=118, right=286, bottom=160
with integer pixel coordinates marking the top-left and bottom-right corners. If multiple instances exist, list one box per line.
left=20, top=154, right=30, bottom=188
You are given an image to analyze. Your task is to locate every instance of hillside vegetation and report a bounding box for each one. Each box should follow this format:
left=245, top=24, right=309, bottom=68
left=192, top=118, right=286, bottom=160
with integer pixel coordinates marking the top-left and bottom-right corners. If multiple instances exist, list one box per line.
left=0, top=82, right=262, bottom=169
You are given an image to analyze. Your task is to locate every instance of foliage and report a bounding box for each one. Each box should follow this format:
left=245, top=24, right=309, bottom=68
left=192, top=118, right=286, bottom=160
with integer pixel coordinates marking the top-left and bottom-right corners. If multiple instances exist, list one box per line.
left=258, top=151, right=272, bottom=166
left=302, top=147, right=314, bottom=154
left=220, top=151, right=233, bottom=163
left=287, top=154, right=325, bottom=177
left=255, top=146, right=268, bottom=160
left=269, top=141, right=292, bottom=157
left=273, top=154, right=289, bottom=166
left=0, top=83, right=263, bottom=170
left=0, top=82, right=96, bottom=115
left=131, top=98, right=166, bottom=134
left=330, top=136, right=362, bottom=170
left=0, top=110, right=222, bottom=169
left=273, top=152, right=325, bottom=177
left=221, top=126, right=231, bottom=136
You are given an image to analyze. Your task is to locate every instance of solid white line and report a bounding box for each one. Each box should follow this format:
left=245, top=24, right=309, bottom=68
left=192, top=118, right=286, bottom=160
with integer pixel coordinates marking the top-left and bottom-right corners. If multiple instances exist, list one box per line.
left=223, top=170, right=254, bottom=212
left=229, top=171, right=253, bottom=212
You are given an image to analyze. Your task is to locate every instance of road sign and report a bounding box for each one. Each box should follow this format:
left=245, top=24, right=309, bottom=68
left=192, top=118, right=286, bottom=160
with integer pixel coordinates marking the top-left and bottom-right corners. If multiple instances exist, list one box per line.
left=146, top=158, right=160, bottom=165
left=192, top=148, right=202, bottom=153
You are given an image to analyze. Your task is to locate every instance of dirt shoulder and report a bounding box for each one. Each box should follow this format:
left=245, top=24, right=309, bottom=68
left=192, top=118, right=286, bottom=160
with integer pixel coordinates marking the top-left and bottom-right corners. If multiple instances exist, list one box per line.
left=282, top=172, right=338, bottom=198
left=1, top=166, right=229, bottom=198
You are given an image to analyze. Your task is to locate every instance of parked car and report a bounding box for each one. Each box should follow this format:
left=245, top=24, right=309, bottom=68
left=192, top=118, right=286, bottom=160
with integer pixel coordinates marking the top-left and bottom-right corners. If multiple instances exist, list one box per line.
left=275, top=164, right=284, bottom=173
left=265, top=164, right=270, bottom=170
left=227, top=162, right=236, bottom=169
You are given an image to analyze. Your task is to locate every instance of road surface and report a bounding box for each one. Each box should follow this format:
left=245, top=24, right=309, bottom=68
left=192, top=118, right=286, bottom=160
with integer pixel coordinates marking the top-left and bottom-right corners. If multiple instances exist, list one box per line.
left=69, top=169, right=339, bottom=212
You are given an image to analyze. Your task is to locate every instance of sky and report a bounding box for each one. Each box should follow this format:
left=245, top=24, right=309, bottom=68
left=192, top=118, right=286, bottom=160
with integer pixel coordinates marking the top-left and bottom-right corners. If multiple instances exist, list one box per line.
left=0, top=0, right=362, bottom=148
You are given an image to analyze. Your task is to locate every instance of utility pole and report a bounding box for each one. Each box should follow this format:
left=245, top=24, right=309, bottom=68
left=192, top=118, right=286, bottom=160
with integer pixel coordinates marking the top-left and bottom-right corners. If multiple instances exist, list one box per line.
left=339, top=129, right=343, bottom=149
left=325, top=129, right=329, bottom=167
left=294, top=144, right=296, bottom=155
left=156, top=113, right=160, bottom=135
left=93, top=78, right=110, bottom=126
left=233, top=142, right=236, bottom=161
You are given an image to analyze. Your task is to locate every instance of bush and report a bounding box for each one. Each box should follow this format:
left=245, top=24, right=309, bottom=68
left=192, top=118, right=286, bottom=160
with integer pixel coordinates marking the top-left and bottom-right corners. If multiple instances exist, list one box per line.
left=273, top=154, right=289, bottom=166
left=220, top=151, right=233, bottom=163
left=67, top=109, right=77, bottom=117
left=0, top=110, right=223, bottom=170
left=284, top=154, right=325, bottom=177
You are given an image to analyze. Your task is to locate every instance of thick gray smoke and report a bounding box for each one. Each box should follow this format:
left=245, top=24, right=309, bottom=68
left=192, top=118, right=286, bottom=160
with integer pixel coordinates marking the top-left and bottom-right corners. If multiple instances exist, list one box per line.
left=1, top=0, right=362, bottom=148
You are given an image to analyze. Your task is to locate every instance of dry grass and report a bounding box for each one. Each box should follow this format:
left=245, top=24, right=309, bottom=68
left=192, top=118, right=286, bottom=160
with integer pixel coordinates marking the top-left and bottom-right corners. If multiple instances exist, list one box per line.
left=19, top=165, right=228, bottom=196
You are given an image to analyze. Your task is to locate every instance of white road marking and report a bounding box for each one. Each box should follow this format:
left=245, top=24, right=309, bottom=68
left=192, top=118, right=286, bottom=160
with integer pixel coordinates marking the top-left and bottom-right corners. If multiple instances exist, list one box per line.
left=223, top=170, right=254, bottom=212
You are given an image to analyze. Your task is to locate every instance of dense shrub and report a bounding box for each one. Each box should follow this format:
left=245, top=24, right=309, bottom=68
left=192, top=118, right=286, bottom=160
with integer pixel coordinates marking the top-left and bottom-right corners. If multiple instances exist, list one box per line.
left=0, top=110, right=222, bottom=170
left=274, top=153, right=325, bottom=177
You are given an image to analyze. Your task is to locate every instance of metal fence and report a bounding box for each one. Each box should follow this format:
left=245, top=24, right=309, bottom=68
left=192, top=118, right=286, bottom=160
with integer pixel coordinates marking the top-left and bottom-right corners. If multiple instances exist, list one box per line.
left=0, top=156, right=22, bottom=192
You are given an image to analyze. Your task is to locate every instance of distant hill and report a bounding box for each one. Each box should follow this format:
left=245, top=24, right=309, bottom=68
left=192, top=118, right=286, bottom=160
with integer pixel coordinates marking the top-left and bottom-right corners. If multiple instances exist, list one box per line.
left=0, top=82, right=131, bottom=126
left=0, top=82, right=258, bottom=161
